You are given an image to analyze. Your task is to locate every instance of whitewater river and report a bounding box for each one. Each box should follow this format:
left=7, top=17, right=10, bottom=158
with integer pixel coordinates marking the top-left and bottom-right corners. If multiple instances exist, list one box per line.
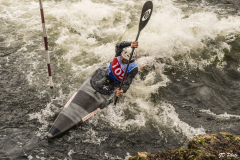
left=1, top=0, right=240, bottom=159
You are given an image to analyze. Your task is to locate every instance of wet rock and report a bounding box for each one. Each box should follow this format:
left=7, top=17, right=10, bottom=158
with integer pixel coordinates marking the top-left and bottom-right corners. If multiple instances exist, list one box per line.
left=129, top=132, right=240, bottom=160
left=129, top=152, right=152, bottom=160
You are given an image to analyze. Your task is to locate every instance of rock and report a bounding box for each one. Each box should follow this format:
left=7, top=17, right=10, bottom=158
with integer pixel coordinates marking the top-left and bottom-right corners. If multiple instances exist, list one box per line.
left=188, top=132, right=240, bottom=149
left=129, top=132, right=240, bottom=160
left=129, top=152, right=151, bottom=160
left=137, top=152, right=149, bottom=158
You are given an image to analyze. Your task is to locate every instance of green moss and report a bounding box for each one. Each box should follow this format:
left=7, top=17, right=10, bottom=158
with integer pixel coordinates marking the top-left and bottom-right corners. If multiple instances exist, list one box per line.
left=133, top=133, right=240, bottom=160
left=230, top=137, right=235, bottom=140
left=128, top=157, right=147, bottom=160
left=189, top=155, right=195, bottom=159
left=199, top=139, right=205, bottom=144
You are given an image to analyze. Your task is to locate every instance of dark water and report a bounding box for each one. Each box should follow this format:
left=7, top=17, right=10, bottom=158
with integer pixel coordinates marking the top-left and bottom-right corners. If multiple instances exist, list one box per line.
left=1, top=0, right=240, bottom=159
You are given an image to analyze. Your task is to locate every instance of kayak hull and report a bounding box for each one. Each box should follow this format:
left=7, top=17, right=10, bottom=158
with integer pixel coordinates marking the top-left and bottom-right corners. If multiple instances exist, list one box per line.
left=48, top=64, right=112, bottom=138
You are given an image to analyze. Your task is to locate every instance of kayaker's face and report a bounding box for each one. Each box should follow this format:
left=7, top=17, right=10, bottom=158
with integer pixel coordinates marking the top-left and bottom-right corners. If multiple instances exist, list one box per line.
left=121, top=56, right=128, bottom=64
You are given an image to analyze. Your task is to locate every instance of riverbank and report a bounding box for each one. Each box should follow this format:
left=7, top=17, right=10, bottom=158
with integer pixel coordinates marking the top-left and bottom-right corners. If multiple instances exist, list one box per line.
left=129, top=132, right=240, bottom=160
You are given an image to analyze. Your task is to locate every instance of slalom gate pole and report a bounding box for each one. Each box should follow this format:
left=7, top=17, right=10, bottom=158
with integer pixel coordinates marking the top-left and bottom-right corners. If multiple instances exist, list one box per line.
left=39, top=0, right=53, bottom=89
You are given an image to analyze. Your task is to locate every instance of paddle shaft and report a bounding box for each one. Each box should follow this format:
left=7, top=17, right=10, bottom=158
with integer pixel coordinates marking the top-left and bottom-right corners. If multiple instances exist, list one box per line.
left=113, top=1, right=153, bottom=106
left=114, top=31, right=140, bottom=105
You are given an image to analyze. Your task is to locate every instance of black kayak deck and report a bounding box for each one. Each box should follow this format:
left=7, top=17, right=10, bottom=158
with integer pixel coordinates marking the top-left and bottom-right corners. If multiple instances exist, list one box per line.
left=48, top=64, right=112, bottom=138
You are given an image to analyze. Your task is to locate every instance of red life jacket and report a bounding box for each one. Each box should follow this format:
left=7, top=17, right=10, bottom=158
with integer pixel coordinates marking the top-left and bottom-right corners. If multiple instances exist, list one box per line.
left=108, top=56, right=138, bottom=83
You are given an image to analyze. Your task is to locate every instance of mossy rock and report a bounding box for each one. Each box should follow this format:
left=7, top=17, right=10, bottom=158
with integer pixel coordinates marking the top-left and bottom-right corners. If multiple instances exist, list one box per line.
left=131, top=132, right=240, bottom=160
left=188, top=132, right=240, bottom=149
left=144, top=148, right=216, bottom=160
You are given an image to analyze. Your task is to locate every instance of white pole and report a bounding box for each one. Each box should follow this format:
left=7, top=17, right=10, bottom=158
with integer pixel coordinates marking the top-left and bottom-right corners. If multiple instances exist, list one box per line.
left=39, top=0, right=53, bottom=89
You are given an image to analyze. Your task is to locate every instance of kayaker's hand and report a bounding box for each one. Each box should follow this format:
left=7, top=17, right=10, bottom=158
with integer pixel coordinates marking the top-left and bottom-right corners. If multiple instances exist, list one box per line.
left=116, top=88, right=123, bottom=97
left=131, top=41, right=138, bottom=48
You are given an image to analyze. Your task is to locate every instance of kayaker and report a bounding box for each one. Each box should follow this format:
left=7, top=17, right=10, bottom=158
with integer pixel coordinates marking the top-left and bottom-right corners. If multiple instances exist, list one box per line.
left=91, top=41, right=138, bottom=98
left=109, top=41, right=138, bottom=97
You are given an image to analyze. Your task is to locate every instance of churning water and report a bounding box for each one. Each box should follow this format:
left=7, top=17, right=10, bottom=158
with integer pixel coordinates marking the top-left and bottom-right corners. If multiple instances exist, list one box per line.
left=1, top=0, right=240, bottom=159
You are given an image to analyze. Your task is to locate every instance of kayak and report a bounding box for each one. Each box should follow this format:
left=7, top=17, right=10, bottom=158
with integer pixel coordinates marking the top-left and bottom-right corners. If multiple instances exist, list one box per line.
left=47, top=0, right=153, bottom=138
left=47, top=63, right=113, bottom=138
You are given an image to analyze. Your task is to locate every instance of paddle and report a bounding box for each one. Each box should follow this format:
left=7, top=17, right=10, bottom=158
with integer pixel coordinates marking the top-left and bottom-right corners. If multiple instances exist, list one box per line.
left=114, top=1, right=153, bottom=106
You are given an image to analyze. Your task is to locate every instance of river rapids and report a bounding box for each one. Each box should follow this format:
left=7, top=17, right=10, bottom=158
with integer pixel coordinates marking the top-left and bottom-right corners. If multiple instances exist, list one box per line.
left=1, top=0, right=240, bottom=159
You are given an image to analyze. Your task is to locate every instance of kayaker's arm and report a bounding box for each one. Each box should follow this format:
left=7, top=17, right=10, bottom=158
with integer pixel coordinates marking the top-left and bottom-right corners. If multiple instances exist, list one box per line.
left=116, top=88, right=123, bottom=97
left=115, top=41, right=132, bottom=57
left=121, top=67, right=138, bottom=93
left=115, top=67, right=138, bottom=97
left=114, top=41, right=139, bottom=97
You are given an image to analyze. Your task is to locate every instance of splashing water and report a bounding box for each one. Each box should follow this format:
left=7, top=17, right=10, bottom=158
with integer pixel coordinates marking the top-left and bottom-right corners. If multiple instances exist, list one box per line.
left=1, top=0, right=240, bottom=159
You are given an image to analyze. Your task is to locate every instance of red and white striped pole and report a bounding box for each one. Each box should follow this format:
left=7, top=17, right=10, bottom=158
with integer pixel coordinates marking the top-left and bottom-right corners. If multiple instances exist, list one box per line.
left=39, top=0, right=53, bottom=89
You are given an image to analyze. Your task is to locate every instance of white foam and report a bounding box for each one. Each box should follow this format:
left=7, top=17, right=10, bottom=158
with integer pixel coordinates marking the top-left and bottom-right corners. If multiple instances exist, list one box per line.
left=157, top=102, right=206, bottom=139
left=124, top=152, right=132, bottom=160
left=100, top=99, right=205, bottom=140
left=200, top=109, right=240, bottom=120
left=121, top=0, right=240, bottom=70
left=82, top=128, right=108, bottom=145
left=28, top=89, right=72, bottom=137
left=67, top=150, right=75, bottom=160
left=3, top=0, right=238, bottom=146
left=104, top=152, right=123, bottom=160
left=2, top=0, right=240, bottom=87
left=27, top=155, right=33, bottom=160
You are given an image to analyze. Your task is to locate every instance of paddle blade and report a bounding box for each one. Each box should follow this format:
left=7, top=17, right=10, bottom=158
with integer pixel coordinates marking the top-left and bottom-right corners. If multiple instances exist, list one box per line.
left=139, top=1, right=153, bottom=32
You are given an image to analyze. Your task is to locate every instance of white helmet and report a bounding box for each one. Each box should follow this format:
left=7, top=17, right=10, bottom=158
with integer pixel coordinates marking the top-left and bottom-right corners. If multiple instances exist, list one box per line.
left=121, top=47, right=137, bottom=61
